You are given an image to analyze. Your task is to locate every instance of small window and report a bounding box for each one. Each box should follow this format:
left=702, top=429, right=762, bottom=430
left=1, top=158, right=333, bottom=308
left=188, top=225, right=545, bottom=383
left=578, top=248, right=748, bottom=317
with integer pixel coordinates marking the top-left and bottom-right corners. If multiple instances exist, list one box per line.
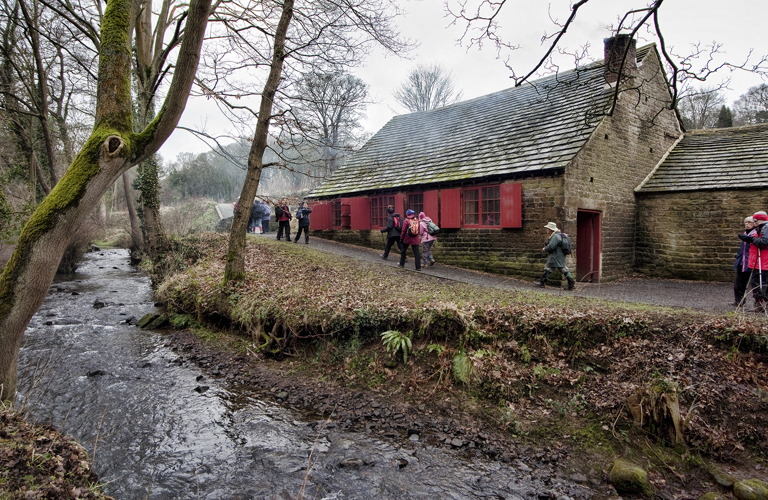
left=370, top=195, right=395, bottom=227
left=407, top=193, right=423, bottom=215
left=332, top=200, right=342, bottom=227
left=463, top=185, right=501, bottom=227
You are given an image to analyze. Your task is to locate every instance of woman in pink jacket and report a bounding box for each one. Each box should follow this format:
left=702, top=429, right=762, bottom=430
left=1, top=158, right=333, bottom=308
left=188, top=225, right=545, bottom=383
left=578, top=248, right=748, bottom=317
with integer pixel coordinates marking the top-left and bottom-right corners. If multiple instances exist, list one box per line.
left=419, top=212, right=437, bottom=267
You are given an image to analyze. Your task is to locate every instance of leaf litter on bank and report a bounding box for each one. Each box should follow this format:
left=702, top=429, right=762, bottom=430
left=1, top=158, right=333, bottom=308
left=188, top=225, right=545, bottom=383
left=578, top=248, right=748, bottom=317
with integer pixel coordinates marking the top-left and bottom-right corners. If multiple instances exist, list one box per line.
left=155, top=233, right=768, bottom=461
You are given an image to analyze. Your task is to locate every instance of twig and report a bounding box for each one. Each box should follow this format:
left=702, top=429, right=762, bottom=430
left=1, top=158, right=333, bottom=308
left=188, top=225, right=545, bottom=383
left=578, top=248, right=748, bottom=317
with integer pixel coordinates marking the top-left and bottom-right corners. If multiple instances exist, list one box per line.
left=91, top=404, right=109, bottom=468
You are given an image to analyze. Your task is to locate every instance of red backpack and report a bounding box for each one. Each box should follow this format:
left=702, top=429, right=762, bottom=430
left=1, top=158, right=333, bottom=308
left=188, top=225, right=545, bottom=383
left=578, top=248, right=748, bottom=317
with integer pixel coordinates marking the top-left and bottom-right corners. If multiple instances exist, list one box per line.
left=406, top=218, right=420, bottom=237
left=393, top=216, right=401, bottom=231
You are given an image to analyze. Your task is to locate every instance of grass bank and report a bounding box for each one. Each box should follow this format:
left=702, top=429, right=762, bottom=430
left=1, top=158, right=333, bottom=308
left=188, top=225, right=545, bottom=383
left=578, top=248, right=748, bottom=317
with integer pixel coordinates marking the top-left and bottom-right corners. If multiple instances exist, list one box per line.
left=153, top=233, right=768, bottom=491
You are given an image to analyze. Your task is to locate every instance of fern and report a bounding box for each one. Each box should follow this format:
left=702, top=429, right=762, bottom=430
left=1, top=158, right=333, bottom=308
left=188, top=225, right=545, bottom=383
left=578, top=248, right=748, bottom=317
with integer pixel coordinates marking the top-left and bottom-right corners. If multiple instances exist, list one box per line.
left=452, top=351, right=476, bottom=384
left=381, top=330, right=412, bottom=364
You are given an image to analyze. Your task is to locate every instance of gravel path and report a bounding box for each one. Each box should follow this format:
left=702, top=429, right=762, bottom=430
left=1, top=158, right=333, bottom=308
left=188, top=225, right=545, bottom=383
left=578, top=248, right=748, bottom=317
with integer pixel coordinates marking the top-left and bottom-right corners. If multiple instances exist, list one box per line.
left=260, top=233, right=738, bottom=314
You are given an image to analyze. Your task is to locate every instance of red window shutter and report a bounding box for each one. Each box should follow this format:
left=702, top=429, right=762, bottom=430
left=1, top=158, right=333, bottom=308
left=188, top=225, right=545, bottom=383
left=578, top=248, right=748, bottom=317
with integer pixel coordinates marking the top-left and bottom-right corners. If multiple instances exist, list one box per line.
left=440, top=188, right=461, bottom=228
left=311, top=202, right=332, bottom=230
left=501, top=183, right=522, bottom=228
left=349, top=197, right=371, bottom=230
left=424, top=190, right=438, bottom=221
left=393, top=193, right=404, bottom=216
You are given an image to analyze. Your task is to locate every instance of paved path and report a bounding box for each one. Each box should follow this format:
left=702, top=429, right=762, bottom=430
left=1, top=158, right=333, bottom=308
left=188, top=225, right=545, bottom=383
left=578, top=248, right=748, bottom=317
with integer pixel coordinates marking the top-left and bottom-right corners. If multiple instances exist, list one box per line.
left=256, top=233, right=738, bottom=314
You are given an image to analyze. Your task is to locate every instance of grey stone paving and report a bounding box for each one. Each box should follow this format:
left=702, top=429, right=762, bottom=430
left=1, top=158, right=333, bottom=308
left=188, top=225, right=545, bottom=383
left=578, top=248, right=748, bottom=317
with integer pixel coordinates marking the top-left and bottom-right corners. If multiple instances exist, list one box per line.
left=255, top=232, right=738, bottom=314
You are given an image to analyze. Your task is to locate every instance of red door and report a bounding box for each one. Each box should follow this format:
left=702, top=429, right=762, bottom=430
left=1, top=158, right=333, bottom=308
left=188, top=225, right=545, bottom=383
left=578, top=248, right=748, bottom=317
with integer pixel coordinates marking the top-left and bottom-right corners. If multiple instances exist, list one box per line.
left=576, top=210, right=601, bottom=282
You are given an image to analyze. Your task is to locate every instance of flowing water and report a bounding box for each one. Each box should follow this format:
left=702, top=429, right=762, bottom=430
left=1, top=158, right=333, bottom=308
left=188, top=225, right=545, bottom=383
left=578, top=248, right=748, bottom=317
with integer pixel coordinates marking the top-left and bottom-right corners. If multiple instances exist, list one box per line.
left=18, top=249, right=591, bottom=499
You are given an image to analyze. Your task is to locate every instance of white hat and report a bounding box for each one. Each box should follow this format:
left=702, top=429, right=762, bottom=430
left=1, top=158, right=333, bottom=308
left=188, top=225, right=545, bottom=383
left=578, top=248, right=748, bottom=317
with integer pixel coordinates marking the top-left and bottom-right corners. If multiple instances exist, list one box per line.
left=544, top=222, right=559, bottom=232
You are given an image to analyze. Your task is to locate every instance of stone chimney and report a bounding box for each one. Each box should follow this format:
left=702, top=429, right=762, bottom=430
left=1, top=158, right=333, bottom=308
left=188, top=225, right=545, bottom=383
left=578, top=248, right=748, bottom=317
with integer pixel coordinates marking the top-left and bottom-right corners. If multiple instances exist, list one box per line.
left=604, top=35, right=637, bottom=84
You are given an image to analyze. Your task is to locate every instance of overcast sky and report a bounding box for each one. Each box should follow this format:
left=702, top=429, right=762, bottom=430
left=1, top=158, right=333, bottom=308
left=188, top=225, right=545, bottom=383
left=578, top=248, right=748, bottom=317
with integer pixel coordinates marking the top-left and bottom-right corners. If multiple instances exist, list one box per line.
left=158, top=0, right=768, bottom=162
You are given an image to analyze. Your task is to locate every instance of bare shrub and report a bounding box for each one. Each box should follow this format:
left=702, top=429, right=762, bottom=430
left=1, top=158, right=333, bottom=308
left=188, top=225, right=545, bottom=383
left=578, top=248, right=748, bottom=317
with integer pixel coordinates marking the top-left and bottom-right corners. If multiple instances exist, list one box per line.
left=161, top=199, right=219, bottom=237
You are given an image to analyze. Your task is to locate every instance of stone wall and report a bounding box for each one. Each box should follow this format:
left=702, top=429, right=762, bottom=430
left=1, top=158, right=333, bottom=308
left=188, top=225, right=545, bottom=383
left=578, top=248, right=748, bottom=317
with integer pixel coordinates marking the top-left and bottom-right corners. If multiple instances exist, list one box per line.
left=313, top=174, right=566, bottom=282
left=636, top=189, right=768, bottom=281
left=563, top=47, right=682, bottom=281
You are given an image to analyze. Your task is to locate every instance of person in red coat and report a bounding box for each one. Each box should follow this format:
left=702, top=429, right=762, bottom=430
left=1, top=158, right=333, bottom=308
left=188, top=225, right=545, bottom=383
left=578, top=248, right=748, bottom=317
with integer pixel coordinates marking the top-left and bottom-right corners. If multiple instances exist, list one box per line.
left=399, top=209, right=422, bottom=271
left=742, top=211, right=768, bottom=311
left=276, top=199, right=292, bottom=241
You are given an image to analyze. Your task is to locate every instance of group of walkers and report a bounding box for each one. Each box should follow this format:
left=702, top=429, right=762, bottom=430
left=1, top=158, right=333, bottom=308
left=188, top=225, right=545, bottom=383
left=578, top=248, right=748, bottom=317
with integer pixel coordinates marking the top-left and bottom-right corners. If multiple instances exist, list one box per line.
left=273, top=199, right=312, bottom=244
left=237, top=197, right=312, bottom=244
left=379, top=207, right=440, bottom=272
left=246, top=199, right=271, bottom=234
left=735, top=211, right=768, bottom=311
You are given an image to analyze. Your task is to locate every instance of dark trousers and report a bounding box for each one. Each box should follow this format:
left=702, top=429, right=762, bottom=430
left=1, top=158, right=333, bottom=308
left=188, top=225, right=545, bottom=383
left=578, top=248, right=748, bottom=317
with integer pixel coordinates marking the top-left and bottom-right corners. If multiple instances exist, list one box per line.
left=383, top=236, right=403, bottom=258
left=734, top=269, right=752, bottom=303
left=262, top=220, right=270, bottom=233
left=295, top=226, right=309, bottom=243
left=277, top=220, right=290, bottom=240
left=750, top=269, right=768, bottom=301
left=400, top=244, right=421, bottom=270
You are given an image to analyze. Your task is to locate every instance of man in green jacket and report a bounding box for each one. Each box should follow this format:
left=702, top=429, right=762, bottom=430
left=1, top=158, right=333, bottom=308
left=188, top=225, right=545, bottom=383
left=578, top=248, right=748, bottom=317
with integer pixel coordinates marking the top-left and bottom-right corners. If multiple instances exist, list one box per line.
left=536, top=222, right=576, bottom=290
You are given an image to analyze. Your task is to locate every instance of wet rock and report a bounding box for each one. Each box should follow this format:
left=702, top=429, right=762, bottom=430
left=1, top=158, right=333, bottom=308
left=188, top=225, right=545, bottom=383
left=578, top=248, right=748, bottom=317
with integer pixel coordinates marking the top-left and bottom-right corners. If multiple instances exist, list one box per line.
left=44, top=321, right=53, bottom=326
left=71, top=291, right=80, bottom=296
left=146, top=315, right=170, bottom=329
left=569, top=473, right=588, bottom=484
left=733, top=479, right=768, bottom=500
left=196, top=375, right=205, bottom=381
left=136, top=313, right=159, bottom=328
left=608, top=458, right=654, bottom=496
left=396, top=458, right=408, bottom=469
left=194, top=385, right=210, bottom=393
left=86, top=370, right=106, bottom=377
left=709, top=467, right=738, bottom=488
left=338, top=457, right=363, bottom=469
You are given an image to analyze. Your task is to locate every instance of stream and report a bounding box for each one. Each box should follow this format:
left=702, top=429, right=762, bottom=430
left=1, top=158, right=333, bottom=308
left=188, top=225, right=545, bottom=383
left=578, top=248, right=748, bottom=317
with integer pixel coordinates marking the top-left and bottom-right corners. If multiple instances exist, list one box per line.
left=18, top=249, right=593, bottom=499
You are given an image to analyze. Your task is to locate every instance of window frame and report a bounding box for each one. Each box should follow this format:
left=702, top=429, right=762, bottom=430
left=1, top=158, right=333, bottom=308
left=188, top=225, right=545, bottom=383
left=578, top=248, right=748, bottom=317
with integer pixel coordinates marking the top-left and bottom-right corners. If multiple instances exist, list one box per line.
left=462, top=184, right=501, bottom=228
left=406, top=192, right=424, bottom=216
left=332, top=200, right=342, bottom=227
left=370, top=195, right=395, bottom=228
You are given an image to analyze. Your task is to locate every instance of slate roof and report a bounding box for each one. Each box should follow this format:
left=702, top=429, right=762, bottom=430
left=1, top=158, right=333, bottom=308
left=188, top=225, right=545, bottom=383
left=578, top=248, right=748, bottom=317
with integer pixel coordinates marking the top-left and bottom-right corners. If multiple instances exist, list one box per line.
left=638, top=123, right=768, bottom=192
left=309, top=45, right=655, bottom=198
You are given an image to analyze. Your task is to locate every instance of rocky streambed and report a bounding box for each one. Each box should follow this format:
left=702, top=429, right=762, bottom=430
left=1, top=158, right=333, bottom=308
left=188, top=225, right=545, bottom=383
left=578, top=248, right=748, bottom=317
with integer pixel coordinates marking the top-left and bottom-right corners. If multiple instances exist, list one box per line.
left=18, top=249, right=597, bottom=499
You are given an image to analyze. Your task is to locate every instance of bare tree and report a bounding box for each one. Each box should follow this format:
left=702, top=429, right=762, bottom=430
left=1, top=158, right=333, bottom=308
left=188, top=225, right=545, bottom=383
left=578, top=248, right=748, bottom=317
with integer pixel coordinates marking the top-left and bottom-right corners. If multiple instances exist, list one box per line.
left=677, top=86, right=725, bottom=129
left=446, top=0, right=768, bottom=118
left=392, top=63, right=463, bottom=112
left=192, top=0, right=409, bottom=282
left=292, top=71, right=369, bottom=176
left=733, top=83, right=768, bottom=126
left=0, top=0, right=211, bottom=400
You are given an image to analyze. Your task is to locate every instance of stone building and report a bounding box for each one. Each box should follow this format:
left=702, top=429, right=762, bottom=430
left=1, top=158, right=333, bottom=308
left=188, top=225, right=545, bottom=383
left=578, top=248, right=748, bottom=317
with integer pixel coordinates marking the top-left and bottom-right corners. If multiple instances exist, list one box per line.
left=307, top=36, right=684, bottom=283
left=635, top=123, right=768, bottom=281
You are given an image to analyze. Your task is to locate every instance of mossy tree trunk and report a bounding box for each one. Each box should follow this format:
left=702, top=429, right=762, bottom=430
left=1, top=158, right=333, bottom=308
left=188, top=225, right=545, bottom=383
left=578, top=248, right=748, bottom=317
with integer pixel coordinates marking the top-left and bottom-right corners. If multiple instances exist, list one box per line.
left=134, top=0, right=175, bottom=259
left=223, top=0, right=294, bottom=283
left=0, top=0, right=211, bottom=401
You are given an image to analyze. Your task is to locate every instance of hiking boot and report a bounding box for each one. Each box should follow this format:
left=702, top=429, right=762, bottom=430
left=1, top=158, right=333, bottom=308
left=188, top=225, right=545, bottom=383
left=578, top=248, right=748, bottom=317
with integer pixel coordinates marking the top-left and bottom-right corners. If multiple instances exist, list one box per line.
left=535, top=281, right=546, bottom=288
left=380, top=255, right=387, bottom=259
left=429, top=257, right=435, bottom=266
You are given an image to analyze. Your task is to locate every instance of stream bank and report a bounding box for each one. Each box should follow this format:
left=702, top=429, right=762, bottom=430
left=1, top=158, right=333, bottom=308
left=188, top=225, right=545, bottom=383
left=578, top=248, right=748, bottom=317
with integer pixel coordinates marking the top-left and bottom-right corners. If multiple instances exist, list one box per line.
left=153, top=234, right=768, bottom=498
left=14, top=248, right=596, bottom=499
